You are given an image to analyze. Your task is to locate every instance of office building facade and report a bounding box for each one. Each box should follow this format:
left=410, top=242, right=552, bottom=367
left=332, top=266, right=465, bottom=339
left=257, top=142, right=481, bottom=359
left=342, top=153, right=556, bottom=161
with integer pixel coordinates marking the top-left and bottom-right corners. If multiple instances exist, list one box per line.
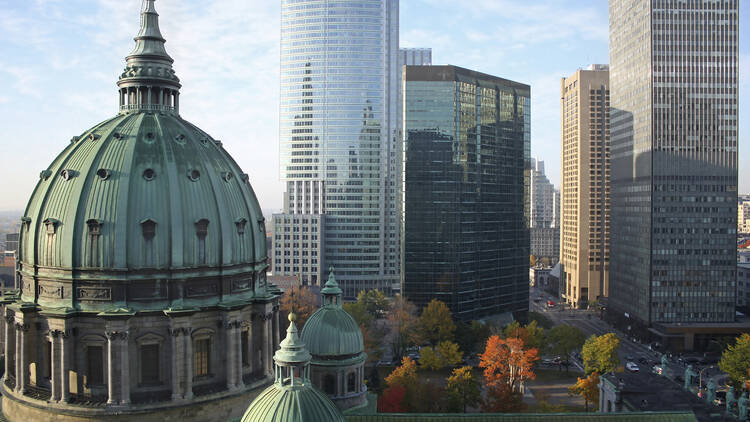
left=402, top=65, right=530, bottom=321
left=275, top=0, right=399, bottom=296
left=529, top=159, right=559, bottom=264
left=560, top=65, right=610, bottom=308
left=609, top=0, right=738, bottom=346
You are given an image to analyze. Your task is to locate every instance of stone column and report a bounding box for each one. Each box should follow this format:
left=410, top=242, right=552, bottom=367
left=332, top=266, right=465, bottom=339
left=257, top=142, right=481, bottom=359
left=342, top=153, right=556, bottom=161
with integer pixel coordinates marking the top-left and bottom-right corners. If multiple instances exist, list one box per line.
left=4, top=315, right=14, bottom=384
left=225, top=320, right=236, bottom=391
left=14, top=323, right=26, bottom=393
left=60, top=331, right=70, bottom=403
left=106, top=332, right=117, bottom=404
left=170, top=329, right=181, bottom=400
left=49, top=330, right=60, bottom=401
left=120, top=333, right=130, bottom=405
left=272, top=306, right=280, bottom=352
left=236, top=324, right=244, bottom=388
left=184, top=332, right=193, bottom=400
left=262, top=313, right=271, bottom=376
left=147, top=86, right=152, bottom=105
left=174, top=92, right=179, bottom=113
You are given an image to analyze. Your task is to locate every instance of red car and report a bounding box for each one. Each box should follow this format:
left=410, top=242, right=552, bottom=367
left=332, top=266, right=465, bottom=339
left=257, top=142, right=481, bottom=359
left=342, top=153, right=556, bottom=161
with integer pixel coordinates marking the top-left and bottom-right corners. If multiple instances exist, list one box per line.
left=546, top=300, right=556, bottom=308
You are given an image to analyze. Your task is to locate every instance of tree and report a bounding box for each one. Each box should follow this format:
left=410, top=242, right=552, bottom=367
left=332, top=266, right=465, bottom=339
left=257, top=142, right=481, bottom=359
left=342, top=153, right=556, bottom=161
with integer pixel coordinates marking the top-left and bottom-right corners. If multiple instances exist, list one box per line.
left=569, top=372, right=600, bottom=412
left=361, top=322, right=386, bottom=365
left=419, top=299, right=456, bottom=347
left=357, top=289, right=389, bottom=318
left=456, top=320, right=492, bottom=357
left=479, top=335, right=539, bottom=393
left=385, top=356, right=417, bottom=389
left=581, top=333, right=620, bottom=375
left=279, top=286, right=317, bottom=329
left=482, top=383, right=525, bottom=413
left=419, top=341, right=463, bottom=371
left=387, top=295, right=420, bottom=360
left=548, top=325, right=587, bottom=372
left=503, top=320, right=546, bottom=352
left=378, top=385, right=407, bottom=413
left=530, top=255, right=537, bottom=267
left=718, top=333, right=750, bottom=390
left=446, top=366, right=481, bottom=413
left=343, top=301, right=374, bottom=327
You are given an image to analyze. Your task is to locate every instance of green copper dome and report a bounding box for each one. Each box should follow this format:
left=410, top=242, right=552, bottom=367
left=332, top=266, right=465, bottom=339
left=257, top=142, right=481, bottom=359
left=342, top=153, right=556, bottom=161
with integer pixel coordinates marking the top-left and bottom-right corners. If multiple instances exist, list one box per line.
left=301, top=269, right=365, bottom=358
left=16, top=0, right=269, bottom=312
left=242, top=314, right=345, bottom=422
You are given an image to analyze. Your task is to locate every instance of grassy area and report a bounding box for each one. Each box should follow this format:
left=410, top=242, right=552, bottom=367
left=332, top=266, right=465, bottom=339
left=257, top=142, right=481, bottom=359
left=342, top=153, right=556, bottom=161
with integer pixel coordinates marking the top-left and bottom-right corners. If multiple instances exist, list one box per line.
left=528, top=311, right=554, bottom=329
left=532, top=368, right=582, bottom=382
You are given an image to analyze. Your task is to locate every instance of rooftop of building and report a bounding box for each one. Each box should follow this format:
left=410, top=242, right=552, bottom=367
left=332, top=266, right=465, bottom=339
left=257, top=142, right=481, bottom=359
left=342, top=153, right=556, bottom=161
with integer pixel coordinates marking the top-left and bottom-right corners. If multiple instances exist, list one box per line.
left=601, top=371, right=728, bottom=422
left=403, top=65, right=530, bottom=91
left=344, top=412, right=698, bottom=422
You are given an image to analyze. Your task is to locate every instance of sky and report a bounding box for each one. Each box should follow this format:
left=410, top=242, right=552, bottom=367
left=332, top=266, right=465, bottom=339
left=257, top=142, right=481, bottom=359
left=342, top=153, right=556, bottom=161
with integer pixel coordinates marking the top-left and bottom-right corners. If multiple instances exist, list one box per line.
left=0, top=0, right=747, bottom=213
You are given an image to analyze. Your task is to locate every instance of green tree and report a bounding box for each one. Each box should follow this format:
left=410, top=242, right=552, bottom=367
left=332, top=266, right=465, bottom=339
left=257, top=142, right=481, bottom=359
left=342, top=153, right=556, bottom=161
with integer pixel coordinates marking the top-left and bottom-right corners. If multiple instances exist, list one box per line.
left=581, top=333, right=620, bottom=375
left=419, top=299, right=456, bottom=347
left=503, top=320, right=546, bottom=353
left=343, top=301, right=374, bottom=327
left=569, top=372, right=600, bottom=412
left=388, top=295, right=420, bottom=360
left=419, top=341, right=463, bottom=371
left=455, top=320, right=491, bottom=357
left=718, top=333, right=750, bottom=390
left=357, top=289, right=389, bottom=318
left=548, top=325, right=587, bottom=371
left=446, top=366, right=481, bottom=413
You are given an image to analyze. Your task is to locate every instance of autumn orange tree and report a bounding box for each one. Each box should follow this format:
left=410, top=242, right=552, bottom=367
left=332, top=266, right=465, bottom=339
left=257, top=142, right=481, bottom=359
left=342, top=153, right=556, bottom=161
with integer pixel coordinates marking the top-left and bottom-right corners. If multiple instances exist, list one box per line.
left=480, top=335, right=539, bottom=392
left=569, top=372, right=600, bottom=412
left=382, top=357, right=418, bottom=412
left=503, top=320, right=546, bottom=352
left=279, top=285, right=317, bottom=329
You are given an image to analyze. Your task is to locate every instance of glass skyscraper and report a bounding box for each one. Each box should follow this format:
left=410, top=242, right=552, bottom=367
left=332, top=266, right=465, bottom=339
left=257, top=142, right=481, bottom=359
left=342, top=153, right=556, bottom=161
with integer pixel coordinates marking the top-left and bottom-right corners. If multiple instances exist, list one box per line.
left=274, top=0, right=399, bottom=297
left=609, top=0, right=738, bottom=349
left=402, top=66, right=530, bottom=321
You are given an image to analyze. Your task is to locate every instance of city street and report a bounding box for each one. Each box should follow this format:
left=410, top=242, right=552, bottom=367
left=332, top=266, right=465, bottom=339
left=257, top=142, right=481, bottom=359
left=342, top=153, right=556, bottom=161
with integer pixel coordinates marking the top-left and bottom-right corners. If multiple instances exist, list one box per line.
left=529, top=285, right=729, bottom=391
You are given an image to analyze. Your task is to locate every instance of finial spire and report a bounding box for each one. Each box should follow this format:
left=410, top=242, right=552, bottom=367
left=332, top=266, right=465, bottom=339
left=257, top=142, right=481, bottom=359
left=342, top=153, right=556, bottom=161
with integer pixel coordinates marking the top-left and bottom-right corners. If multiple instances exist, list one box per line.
left=117, top=0, right=181, bottom=114
left=321, top=267, right=342, bottom=307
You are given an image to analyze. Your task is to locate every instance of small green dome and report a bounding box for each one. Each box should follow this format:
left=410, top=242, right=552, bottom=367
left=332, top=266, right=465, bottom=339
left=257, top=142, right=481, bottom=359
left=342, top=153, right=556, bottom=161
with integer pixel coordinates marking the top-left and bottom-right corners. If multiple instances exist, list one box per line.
left=301, top=307, right=364, bottom=357
left=240, top=383, right=344, bottom=422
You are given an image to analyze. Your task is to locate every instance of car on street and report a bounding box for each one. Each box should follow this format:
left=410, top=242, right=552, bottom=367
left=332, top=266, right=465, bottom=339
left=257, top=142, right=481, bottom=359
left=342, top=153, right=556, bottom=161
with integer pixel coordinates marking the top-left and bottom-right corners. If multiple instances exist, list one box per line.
left=626, top=362, right=640, bottom=372
left=546, top=300, right=556, bottom=308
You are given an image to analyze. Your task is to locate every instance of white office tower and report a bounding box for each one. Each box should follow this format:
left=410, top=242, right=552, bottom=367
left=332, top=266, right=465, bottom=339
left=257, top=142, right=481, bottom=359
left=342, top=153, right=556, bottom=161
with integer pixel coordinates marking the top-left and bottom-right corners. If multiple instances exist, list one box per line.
left=274, top=0, right=399, bottom=297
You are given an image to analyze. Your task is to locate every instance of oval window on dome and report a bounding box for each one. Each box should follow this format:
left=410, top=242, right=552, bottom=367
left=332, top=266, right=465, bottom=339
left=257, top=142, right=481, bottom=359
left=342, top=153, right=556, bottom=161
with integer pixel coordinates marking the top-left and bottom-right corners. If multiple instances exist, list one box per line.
left=188, top=169, right=200, bottom=181
left=175, top=134, right=186, bottom=144
left=222, top=172, right=233, bottom=182
left=113, top=132, right=122, bottom=140
left=143, top=168, right=156, bottom=181
left=60, top=169, right=76, bottom=180
left=96, top=169, right=110, bottom=180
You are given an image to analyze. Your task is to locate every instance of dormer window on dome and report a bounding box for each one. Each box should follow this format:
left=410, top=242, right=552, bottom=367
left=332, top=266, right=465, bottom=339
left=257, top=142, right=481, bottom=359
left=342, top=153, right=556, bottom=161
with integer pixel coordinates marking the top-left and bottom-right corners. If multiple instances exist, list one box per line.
left=141, top=219, right=157, bottom=240
left=235, top=218, right=248, bottom=235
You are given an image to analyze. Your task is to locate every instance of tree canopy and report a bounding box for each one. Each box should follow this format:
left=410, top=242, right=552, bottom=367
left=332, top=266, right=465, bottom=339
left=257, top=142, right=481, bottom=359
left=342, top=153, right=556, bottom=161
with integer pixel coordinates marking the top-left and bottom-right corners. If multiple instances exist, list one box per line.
left=548, top=324, right=587, bottom=371
left=718, top=333, right=750, bottom=390
left=419, top=341, right=463, bottom=371
left=581, top=333, right=620, bottom=375
left=480, top=335, right=539, bottom=392
left=279, top=285, right=318, bottom=329
left=569, top=372, right=600, bottom=412
left=446, top=366, right=481, bottom=413
left=357, top=289, right=389, bottom=317
left=419, top=299, right=456, bottom=347
left=388, top=295, right=420, bottom=360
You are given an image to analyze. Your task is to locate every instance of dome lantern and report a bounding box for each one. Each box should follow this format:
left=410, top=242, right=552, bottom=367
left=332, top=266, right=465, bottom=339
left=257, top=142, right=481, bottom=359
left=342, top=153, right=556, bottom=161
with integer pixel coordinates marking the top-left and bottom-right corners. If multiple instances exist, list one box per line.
left=321, top=267, right=343, bottom=307
left=117, top=0, right=181, bottom=114
left=273, top=313, right=312, bottom=387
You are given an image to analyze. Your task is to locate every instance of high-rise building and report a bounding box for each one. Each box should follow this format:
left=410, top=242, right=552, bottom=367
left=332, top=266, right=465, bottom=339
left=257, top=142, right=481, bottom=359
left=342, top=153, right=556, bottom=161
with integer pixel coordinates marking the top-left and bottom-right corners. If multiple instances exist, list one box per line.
left=274, top=0, right=400, bottom=297
left=402, top=65, right=530, bottom=321
left=609, top=0, right=740, bottom=350
left=559, top=65, right=610, bottom=309
left=529, top=159, right=559, bottom=264
left=738, top=195, right=750, bottom=234
left=4, top=233, right=18, bottom=253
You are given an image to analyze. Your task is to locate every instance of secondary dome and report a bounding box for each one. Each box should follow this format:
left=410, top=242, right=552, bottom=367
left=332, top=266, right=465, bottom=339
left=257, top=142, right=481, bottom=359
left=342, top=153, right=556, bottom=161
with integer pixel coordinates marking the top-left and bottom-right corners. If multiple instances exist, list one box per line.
left=242, top=314, right=345, bottom=422
left=17, top=0, right=268, bottom=312
left=301, top=269, right=364, bottom=357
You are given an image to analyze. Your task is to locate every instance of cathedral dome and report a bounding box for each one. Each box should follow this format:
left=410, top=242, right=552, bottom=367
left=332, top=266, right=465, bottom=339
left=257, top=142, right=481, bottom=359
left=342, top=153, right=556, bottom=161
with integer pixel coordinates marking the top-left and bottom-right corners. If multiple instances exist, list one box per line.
left=242, top=314, right=345, bottom=422
left=16, top=0, right=268, bottom=312
left=301, top=270, right=364, bottom=358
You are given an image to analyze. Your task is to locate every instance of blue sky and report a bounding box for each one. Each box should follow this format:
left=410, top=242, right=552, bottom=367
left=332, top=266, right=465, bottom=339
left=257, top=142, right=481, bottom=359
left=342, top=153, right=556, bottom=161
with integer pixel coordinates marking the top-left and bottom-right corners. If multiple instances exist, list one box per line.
left=0, top=0, right=747, bottom=212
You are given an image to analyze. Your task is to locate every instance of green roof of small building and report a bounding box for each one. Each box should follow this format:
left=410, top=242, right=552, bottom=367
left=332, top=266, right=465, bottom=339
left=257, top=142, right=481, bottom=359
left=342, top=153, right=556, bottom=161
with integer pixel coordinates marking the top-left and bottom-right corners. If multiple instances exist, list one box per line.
left=301, top=268, right=364, bottom=358
left=242, top=314, right=345, bottom=422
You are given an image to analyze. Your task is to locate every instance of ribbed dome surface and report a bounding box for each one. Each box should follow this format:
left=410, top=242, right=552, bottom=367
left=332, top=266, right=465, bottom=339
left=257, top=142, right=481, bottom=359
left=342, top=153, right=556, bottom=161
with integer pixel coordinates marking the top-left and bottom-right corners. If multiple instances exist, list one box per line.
left=241, top=382, right=344, bottom=422
left=301, top=306, right=364, bottom=357
left=18, top=111, right=268, bottom=309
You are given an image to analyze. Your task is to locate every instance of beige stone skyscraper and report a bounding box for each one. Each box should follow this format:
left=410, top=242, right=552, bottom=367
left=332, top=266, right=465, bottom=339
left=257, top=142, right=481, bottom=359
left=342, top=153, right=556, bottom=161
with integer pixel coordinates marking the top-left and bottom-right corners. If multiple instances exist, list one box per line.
left=560, top=65, right=610, bottom=309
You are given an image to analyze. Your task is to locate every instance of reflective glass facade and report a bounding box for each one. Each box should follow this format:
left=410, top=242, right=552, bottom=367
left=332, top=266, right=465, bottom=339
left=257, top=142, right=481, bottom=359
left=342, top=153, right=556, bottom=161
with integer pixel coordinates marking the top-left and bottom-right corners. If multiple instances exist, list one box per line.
left=278, top=0, right=399, bottom=296
left=402, top=66, right=530, bottom=321
left=609, top=0, right=738, bottom=325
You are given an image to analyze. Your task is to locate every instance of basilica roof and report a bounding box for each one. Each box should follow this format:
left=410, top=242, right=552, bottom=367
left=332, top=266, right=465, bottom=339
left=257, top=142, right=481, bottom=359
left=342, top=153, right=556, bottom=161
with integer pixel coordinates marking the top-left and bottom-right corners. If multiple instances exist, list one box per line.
left=16, top=0, right=268, bottom=311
